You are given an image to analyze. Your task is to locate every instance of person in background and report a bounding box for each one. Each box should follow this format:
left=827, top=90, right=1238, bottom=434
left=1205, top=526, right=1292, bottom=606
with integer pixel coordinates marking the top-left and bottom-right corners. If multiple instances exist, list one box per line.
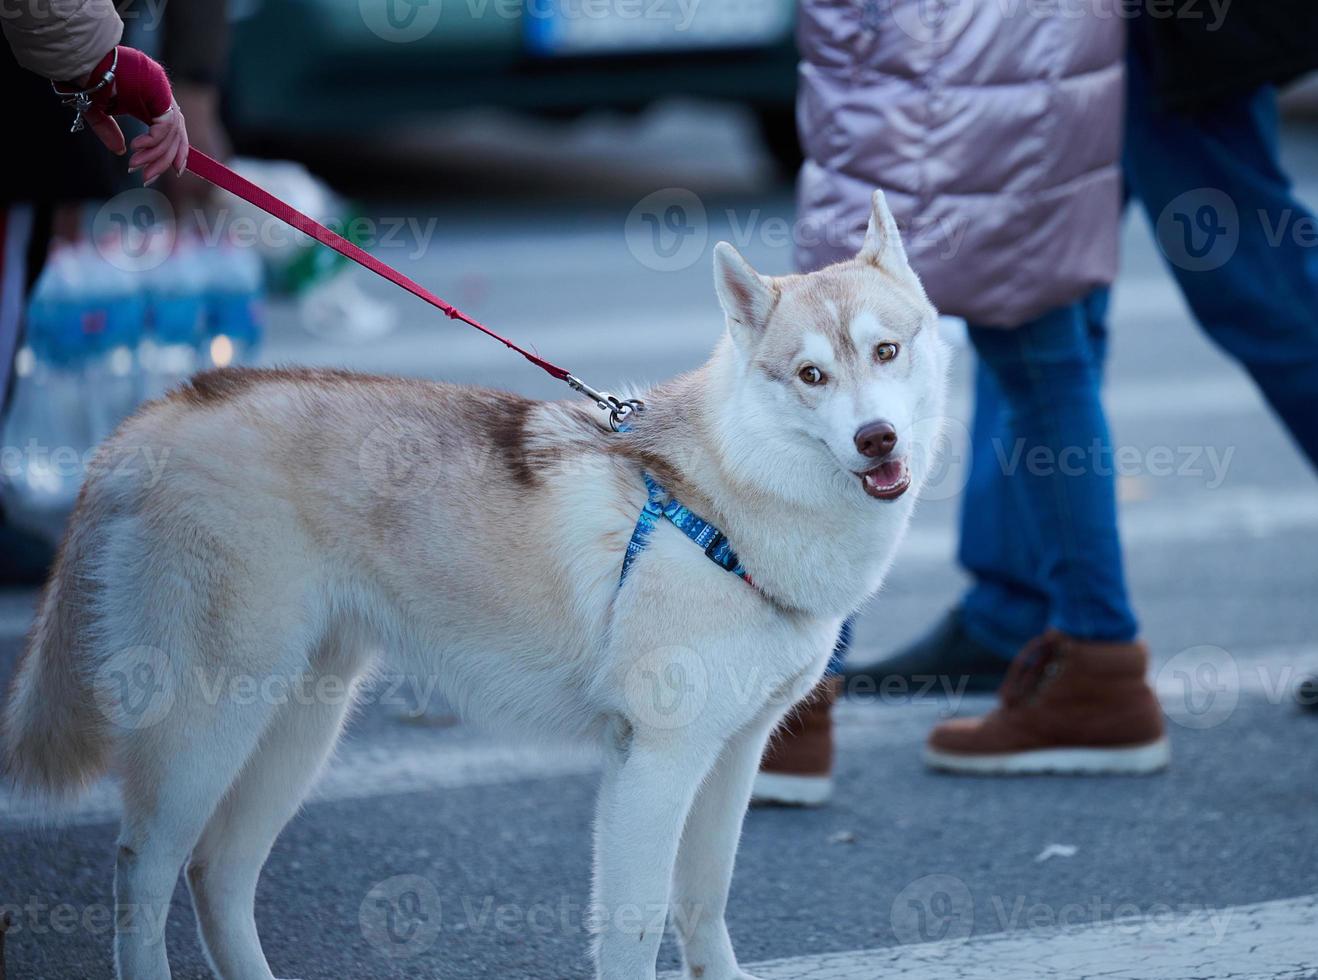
left=845, top=6, right=1318, bottom=717
left=156, top=0, right=231, bottom=209
left=753, top=0, right=1166, bottom=805
left=0, top=1, right=189, bottom=585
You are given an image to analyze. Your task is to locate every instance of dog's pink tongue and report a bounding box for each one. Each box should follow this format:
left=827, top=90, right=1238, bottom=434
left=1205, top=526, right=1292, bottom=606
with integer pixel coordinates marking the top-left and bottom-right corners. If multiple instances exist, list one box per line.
left=865, top=459, right=905, bottom=489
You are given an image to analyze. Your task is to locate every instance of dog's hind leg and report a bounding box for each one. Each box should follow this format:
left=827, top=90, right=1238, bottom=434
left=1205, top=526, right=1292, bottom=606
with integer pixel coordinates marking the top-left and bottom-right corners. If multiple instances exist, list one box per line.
left=670, top=714, right=782, bottom=980
left=187, top=634, right=368, bottom=980
left=592, top=724, right=719, bottom=980
left=114, top=693, right=283, bottom=980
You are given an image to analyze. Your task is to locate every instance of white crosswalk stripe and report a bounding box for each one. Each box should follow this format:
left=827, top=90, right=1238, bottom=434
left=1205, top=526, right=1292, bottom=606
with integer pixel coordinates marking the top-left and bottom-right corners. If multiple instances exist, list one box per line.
left=661, top=893, right=1318, bottom=980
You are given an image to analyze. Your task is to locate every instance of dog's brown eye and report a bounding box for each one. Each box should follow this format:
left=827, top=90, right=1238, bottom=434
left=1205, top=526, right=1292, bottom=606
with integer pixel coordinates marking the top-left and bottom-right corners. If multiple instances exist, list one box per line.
left=798, top=365, right=826, bottom=386
left=876, top=342, right=900, bottom=362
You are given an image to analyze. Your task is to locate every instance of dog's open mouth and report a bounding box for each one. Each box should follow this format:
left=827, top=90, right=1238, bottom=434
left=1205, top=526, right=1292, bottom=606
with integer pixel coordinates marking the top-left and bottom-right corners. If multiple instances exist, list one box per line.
left=859, top=459, right=911, bottom=500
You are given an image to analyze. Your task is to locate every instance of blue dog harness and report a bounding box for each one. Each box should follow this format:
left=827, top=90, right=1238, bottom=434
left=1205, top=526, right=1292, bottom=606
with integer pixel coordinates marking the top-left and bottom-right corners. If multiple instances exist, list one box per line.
left=619, top=473, right=755, bottom=589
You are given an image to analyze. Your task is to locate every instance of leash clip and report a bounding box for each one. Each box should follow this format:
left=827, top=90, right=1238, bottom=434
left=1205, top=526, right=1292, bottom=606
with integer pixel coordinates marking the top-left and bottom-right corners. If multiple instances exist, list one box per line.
left=53, top=48, right=118, bottom=133
left=565, top=374, right=645, bottom=432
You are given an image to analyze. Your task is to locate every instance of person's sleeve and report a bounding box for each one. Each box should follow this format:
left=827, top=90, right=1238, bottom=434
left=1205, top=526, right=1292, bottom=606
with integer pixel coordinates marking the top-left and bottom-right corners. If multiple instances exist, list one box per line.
left=1, top=0, right=125, bottom=82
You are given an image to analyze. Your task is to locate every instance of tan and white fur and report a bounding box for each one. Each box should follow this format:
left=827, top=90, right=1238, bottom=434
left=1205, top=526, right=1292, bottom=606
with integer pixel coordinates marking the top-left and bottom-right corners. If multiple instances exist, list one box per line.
left=2, top=191, right=948, bottom=980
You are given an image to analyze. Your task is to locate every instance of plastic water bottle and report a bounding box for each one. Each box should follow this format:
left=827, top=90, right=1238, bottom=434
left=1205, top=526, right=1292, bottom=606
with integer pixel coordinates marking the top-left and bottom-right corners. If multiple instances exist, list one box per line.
left=141, top=236, right=208, bottom=400
left=0, top=246, right=94, bottom=529
left=78, top=238, right=146, bottom=442
left=0, top=342, right=85, bottom=539
left=203, top=240, right=265, bottom=369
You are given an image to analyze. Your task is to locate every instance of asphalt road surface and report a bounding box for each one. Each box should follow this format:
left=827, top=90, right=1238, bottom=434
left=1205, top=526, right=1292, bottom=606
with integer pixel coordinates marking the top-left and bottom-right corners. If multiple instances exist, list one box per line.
left=1, top=108, right=1316, bottom=979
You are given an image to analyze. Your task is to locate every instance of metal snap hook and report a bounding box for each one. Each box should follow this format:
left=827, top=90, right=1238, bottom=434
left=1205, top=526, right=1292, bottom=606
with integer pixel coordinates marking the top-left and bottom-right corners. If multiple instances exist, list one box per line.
left=565, top=375, right=645, bottom=431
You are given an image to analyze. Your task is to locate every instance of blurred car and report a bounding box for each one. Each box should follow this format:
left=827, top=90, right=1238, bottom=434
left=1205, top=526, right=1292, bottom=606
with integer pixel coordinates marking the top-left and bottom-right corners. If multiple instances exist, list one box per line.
left=227, top=0, right=801, bottom=170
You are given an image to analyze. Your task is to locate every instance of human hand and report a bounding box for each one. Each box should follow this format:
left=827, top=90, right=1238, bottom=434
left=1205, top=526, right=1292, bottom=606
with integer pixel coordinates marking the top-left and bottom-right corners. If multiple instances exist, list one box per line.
left=162, top=83, right=229, bottom=206
left=60, top=46, right=189, bottom=185
left=124, top=102, right=189, bottom=186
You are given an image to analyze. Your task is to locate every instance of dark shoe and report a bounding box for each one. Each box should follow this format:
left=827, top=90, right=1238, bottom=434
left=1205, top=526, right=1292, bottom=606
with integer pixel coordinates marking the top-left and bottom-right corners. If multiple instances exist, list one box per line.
left=0, top=521, right=54, bottom=588
left=842, top=608, right=1010, bottom=695
left=752, top=676, right=839, bottom=806
left=924, top=631, right=1170, bottom=775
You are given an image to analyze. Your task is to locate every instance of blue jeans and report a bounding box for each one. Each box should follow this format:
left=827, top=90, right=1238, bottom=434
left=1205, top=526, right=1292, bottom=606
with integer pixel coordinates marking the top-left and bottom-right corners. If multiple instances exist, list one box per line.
left=959, top=290, right=1133, bottom=655
left=1123, top=34, right=1318, bottom=468
left=960, top=297, right=1140, bottom=653
left=957, top=41, right=1318, bottom=657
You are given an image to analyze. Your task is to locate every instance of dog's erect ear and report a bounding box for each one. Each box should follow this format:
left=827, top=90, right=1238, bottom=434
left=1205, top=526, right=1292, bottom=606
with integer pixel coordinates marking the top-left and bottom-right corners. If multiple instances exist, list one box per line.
left=857, top=189, right=910, bottom=272
left=713, top=241, right=775, bottom=347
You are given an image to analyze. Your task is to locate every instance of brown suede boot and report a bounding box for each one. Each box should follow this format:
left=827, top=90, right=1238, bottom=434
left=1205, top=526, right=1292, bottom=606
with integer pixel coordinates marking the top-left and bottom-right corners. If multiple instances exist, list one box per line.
left=752, top=676, right=840, bottom=806
left=925, top=631, right=1170, bottom=775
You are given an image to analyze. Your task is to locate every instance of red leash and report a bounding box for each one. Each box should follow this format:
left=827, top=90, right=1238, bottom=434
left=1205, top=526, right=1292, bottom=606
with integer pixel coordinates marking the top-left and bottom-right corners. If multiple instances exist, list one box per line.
left=187, top=151, right=565, bottom=378
left=185, top=150, right=642, bottom=426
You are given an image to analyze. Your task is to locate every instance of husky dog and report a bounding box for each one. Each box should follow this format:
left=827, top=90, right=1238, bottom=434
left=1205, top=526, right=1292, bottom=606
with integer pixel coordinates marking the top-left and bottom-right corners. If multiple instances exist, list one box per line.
left=3, top=191, right=947, bottom=980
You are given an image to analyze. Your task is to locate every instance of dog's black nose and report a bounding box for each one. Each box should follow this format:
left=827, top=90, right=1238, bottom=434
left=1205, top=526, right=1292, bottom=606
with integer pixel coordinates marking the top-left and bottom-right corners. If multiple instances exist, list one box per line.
left=854, top=420, right=898, bottom=459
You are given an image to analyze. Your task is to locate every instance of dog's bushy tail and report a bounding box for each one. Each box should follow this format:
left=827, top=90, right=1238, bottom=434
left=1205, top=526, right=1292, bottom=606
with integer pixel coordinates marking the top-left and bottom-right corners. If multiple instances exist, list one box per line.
left=2, top=529, right=109, bottom=802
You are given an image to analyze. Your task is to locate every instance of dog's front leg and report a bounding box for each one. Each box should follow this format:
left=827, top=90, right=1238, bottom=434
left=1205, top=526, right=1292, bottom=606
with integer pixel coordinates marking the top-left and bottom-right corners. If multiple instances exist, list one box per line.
left=670, top=716, right=780, bottom=980
left=592, top=734, right=717, bottom=980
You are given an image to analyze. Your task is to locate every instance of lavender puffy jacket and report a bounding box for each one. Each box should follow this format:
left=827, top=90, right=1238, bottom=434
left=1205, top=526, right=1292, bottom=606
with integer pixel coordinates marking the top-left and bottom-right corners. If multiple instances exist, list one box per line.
left=795, top=1, right=1125, bottom=327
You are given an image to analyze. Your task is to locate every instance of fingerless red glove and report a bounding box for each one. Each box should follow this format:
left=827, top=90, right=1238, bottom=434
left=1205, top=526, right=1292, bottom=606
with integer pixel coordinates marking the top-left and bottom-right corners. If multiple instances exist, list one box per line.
left=78, top=46, right=174, bottom=124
